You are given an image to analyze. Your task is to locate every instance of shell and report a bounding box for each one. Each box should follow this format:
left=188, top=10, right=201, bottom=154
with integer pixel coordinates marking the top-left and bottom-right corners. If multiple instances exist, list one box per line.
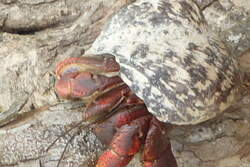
left=87, top=0, right=240, bottom=125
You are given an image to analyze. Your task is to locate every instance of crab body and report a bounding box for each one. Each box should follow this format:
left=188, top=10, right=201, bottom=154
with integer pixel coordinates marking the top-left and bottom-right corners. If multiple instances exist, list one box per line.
left=55, top=56, right=177, bottom=167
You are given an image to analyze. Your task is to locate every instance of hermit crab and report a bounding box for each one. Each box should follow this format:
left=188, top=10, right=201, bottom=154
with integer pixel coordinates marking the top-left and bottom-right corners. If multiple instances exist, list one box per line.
left=55, top=0, right=249, bottom=166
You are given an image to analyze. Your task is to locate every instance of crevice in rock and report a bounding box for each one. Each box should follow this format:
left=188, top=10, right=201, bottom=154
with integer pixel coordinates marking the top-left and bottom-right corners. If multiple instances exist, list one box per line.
left=1, top=24, right=58, bottom=35
left=2, top=28, right=39, bottom=35
left=0, top=94, right=28, bottom=127
left=17, top=0, right=58, bottom=6
left=200, top=0, right=218, bottom=11
left=0, top=14, right=62, bottom=35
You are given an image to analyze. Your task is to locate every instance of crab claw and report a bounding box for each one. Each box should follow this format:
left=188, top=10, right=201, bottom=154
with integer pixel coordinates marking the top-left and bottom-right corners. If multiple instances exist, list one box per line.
left=55, top=71, right=123, bottom=99
left=55, top=54, right=120, bottom=78
left=55, top=55, right=122, bottom=99
left=84, top=84, right=131, bottom=122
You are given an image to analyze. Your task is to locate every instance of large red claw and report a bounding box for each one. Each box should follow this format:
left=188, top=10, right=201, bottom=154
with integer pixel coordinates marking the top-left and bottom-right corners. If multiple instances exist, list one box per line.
left=55, top=55, right=121, bottom=99
left=55, top=72, right=79, bottom=98
left=55, top=54, right=120, bottom=78
left=55, top=71, right=123, bottom=99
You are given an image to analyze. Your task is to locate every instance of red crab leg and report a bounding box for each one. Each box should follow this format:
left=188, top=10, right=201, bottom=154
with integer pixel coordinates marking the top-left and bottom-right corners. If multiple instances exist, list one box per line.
left=143, top=118, right=177, bottom=167
left=84, top=84, right=132, bottom=122
left=97, top=115, right=152, bottom=167
left=93, top=104, right=150, bottom=145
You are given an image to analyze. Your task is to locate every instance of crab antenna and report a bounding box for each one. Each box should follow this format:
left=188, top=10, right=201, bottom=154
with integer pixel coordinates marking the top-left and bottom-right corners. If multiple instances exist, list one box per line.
left=56, top=131, right=79, bottom=167
left=45, top=95, right=126, bottom=167
left=45, top=121, right=86, bottom=152
left=46, top=98, right=125, bottom=153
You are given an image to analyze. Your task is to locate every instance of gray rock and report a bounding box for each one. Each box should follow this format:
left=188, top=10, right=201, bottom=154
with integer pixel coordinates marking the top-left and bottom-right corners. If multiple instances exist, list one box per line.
left=0, top=0, right=134, bottom=166
left=202, top=0, right=250, bottom=56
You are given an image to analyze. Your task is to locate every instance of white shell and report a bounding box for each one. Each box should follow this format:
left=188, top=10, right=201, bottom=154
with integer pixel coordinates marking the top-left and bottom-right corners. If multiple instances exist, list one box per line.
left=87, top=0, right=240, bottom=125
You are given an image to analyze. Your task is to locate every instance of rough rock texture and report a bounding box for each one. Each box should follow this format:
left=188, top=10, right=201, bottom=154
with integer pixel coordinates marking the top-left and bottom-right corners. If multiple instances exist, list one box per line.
left=0, top=0, right=137, bottom=166
left=0, top=0, right=132, bottom=115
left=202, top=0, right=250, bottom=57
left=0, top=102, right=104, bottom=167
left=0, top=0, right=250, bottom=167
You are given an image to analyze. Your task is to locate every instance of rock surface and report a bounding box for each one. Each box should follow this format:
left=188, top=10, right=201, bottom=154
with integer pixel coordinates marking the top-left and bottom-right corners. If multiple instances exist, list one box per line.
left=202, top=0, right=250, bottom=57
left=0, top=0, right=250, bottom=167
left=0, top=0, right=136, bottom=166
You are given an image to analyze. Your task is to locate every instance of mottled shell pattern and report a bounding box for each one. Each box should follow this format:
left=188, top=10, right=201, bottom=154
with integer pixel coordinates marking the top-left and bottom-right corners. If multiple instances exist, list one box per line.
left=87, top=0, right=240, bottom=125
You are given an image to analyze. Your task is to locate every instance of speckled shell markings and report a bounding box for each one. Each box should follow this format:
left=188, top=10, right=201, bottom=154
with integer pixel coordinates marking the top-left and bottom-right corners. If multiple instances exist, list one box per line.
left=87, top=0, right=240, bottom=125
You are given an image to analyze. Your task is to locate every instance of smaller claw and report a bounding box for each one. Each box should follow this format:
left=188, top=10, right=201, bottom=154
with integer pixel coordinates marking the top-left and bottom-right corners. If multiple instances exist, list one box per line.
left=84, top=84, right=131, bottom=122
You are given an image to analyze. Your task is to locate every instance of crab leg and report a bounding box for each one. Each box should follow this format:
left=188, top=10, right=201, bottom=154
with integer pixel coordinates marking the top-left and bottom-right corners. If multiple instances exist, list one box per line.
left=92, top=104, right=151, bottom=145
left=97, top=115, right=152, bottom=167
left=84, top=84, right=133, bottom=120
left=143, top=118, right=177, bottom=167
